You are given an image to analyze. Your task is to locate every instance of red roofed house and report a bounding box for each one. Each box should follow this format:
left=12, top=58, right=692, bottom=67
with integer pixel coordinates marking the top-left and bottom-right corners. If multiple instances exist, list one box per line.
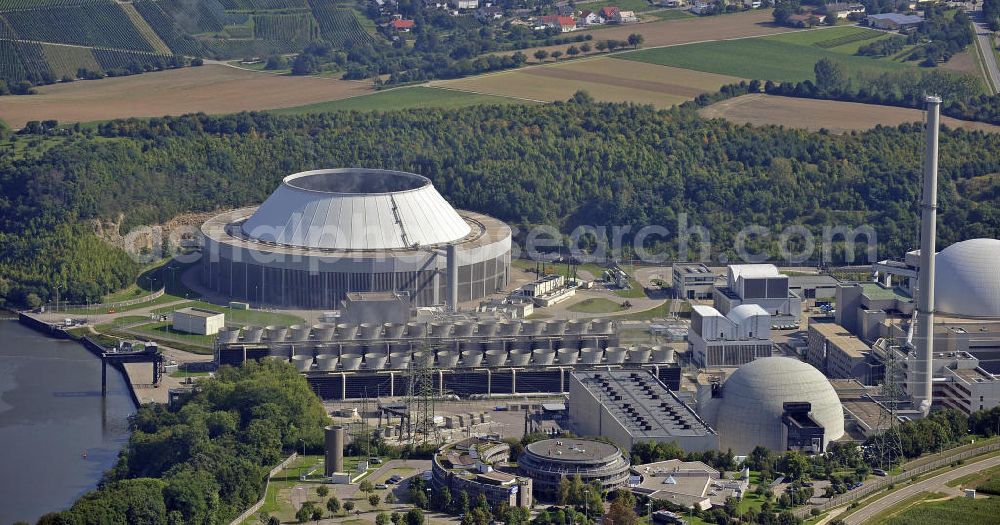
left=391, top=19, right=415, bottom=31
left=540, top=15, right=576, bottom=32
left=601, top=6, right=620, bottom=20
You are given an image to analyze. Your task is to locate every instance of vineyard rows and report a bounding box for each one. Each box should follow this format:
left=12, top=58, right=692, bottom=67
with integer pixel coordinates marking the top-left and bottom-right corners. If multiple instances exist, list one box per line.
left=15, top=40, right=51, bottom=81
left=219, top=0, right=309, bottom=11
left=92, top=48, right=173, bottom=71
left=41, top=42, right=100, bottom=78
left=253, top=12, right=317, bottom=50
left=0, top=39, right=28, bottom=84
left=1, top=4, right=155, bottom=52
left=0, top=0, right=112, bottom=9
left=135, top=1, right=205, bottom=55
left=311, top=6, right=373, bottom=47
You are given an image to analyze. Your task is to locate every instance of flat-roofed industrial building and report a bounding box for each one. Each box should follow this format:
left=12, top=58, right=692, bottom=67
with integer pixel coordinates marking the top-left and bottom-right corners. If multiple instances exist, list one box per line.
left=172, top=307, right=225, bottom=335
left=568, top=370, right=719, bottom=453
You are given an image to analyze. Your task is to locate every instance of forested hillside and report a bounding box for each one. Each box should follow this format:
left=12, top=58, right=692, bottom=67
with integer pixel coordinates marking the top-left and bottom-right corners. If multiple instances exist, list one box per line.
left=2, top=99, right=998, bottom=308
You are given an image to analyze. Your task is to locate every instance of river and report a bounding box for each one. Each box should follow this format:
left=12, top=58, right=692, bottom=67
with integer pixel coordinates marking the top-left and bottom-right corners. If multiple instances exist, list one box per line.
left=0, top=320, right=135, bottom=524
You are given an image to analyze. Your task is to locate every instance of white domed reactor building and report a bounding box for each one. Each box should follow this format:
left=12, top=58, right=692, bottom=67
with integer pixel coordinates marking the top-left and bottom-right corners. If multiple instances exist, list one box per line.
left=933, top=238, right=1000, bottom=319
left=200, top=169, right=512, bottom=309
left=697, top=357, right=844, bottom=455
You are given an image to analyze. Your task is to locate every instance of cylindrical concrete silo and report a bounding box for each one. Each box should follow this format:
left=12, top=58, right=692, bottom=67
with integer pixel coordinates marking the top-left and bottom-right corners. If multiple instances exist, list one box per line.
left=325, top=425, right=345, bottom=476
left=289, top=324, right=311, bottom=341
left=498, top=320, right=521, bottom=336
left=453, top=322, right=476, bottom=338
left=217, top=326, right=241, bottom=344
left=312, top=323, right=336, bottom=341
left=292, top=354, right=313, bottom=372
left=340, top=354, right=363, bottom=371
left=579, top=347, right=603, bottom=364
left=626, top=346, right=651, bottom=364
left=364, top=352, right=388, bottom=370
left=244, top=325, right=264, bottom=343
left=461, top=350, right=483, bottom=367
left=359, top=323, right=381, bottom=340
left=336, top=323, right=359, bottom=340
left=533, top=348, right=556, bottom=366
left=389, top=352, right=412, bottom=370
left=477, top=320, right=499, bottom=337
left=509, top=349, right=532, bottom=366
left=316, top=354, right=339, bottom=371
left=567, top=319, right=589, bottom=335
left=591, top=318, right=613, bottom=334
left=384, top=323, right=406, bottom=339
left=522, top=320, right=545, bottom=336
left=545, top=320, right=567, bottom=336
left=265, top=325, right=287, bottom=342
left=406, top=322, right=428, bottom=338
left=437, top=350, right=460, bottom=368
left=605, top=346, right=627, bottom=364
left=485, top=349, right=508, bottom=367
left=651, top=345, right=674, bottom=363
left=557, top=347, right=579, bottom=365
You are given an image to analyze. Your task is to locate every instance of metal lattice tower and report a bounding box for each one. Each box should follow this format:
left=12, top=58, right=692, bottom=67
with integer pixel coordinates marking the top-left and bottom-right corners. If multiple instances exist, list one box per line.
left=405, top=350, right=440, bottom=445
left=871, top=340, right=905, bottom=471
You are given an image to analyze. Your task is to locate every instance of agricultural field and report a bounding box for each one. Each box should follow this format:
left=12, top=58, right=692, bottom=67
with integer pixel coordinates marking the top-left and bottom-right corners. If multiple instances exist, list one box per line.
left=0, top=3, right=156, bottom=51
left=577, top=0, right=658, bottom=12
left=882, top=494, right=1000, bottom=525
left=0, top=64, right=371, bottom=128
left=698, top=93, right=1000, bottom=134
left=270, top=86, right=529, bottom=115
left=41, top=43, right=101, bottom=79
left=311, top=4, right=375, bottom=46
left=618, top=26, right=910, bottom=82
left=435, top=56, right=740, bottom=108
left=510, top=9, right=796, bottom=62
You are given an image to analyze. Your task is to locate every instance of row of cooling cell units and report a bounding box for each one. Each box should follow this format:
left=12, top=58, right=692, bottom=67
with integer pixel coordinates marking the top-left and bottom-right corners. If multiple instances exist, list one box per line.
left=276, top=344, right=676, bottom=372
left=216, top=318, right=615, bottom=345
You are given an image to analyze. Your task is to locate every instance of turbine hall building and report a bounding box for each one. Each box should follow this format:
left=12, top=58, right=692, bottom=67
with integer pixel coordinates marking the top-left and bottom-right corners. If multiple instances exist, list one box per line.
left=200, top=168, right=512, bottom=309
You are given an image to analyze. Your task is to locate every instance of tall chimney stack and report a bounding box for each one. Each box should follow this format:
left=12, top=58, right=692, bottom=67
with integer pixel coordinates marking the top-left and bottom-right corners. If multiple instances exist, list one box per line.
left=914, top=95, right=941, bottom=416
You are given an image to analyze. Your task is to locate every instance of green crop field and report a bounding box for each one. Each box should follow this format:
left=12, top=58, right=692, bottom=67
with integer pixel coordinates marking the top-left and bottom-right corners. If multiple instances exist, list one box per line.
left=884, top=495, right=1000, bottom=525
left=578, top=0, right=657, bottom=11
left=311, top=4, right=374, bottom=47
left=617, top=26, right=911, bottom=82
left=270, top=86, right=531, bottom=115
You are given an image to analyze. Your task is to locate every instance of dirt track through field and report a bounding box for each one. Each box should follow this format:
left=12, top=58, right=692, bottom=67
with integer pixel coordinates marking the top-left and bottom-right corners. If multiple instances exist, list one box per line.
left=700, top=93, right=1000, bottom=133
left=0, top=64, right=372, bottom=128
left=521, top=66, right=721, bottom=98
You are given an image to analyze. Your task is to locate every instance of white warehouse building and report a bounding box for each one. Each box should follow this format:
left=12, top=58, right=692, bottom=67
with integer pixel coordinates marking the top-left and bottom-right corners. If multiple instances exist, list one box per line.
left=689, top=304, right=773, bottom=368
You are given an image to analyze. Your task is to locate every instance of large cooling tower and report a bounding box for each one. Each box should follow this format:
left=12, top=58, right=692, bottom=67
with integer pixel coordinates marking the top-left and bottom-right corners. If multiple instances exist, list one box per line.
left=498, top=320, right=521, bottom=336
left=486, top=349, right=508, bottom=367
left=406, top=322, right=428, bottom=338
left=453, top=322, right=476, bottom=337
left=605, top=346, right=627, bottom=364
left=389, top=352, right=412, bottom=370
left=336, top=323, right=359, bottom=340
left=359, top=323, right=381, bottom=340
left=626, top=346, right=651, bottom=364
left=580, top=347, right=603, bottom=364
left=384, top=323, right=406, bottom=339
left=533, top=348, right=556, bottom=365
left=522, top=320, right=546, bottom=336
left=591, top=319, right=613, bottom=334
left=651, top=346, right=675, bottom=363
left=477, top=320, right=499, bottom=337
left=509, top=349, right=532, bottom=366
left=340, top=354, right=363, bottom=370
left=289, top=324, right=311, bottom=341
left=437, top=350, right=460, bottom=367
left=567, top=319, right=590, bottom=334
left=312, top=323, right=336, bottom=341
left=217, top=326, right=241, bottom=344
left=292, top=354, right=313, bottom=371
left=364, top=352, right=388, bottom=370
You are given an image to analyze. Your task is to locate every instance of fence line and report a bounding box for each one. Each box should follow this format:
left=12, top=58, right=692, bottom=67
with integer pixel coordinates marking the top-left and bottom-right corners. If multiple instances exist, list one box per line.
left=793, top=441, right=1000, bottom=518
left=229, top=452, right=299, bottom=525
left=48, top=287, right=166, bottom=312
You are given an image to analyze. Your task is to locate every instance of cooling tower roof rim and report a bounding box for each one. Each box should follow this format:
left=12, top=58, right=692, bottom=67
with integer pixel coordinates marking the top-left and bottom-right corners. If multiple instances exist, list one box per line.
left=282, top=168, right=431, bottom=196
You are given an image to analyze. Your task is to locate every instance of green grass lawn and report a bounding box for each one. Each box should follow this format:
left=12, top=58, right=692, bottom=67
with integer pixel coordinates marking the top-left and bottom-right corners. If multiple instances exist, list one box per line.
left=152, top=300, right=305, bottom=326
left=648, top=9, right=695, bottom=20
left=511, top=259, right=607, bottom=281
left=617, top=26, right=911, bottom=82
left=578, top=0, right=657, bottom=12
left=567, top=297, right=626, bottom=313
left=270, top=86, right=530, bottom=116
left=131, top=321, right=218, bottom=346
left=169, top=370, right=212, bottom=378
left=883, top=493, right=1000, bottom=525
left=614, top=300, right=671, bottom=321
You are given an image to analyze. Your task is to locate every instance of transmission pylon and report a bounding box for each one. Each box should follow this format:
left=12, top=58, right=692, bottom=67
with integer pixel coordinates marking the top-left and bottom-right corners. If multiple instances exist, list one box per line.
left=871, top=339, right=905, bottom=471
left=405, top=348, right=440, bottom=445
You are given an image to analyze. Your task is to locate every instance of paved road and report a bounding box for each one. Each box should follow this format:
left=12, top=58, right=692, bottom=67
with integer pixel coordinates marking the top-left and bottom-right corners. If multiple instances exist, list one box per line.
left=843, top=453, right=1000, bottom=524
left=973, top=11, right=1000, bottom=94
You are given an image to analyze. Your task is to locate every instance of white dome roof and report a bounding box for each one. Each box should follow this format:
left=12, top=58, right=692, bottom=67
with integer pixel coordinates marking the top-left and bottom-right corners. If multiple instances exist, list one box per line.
left=713, top=357, right=844, bottom=454
left=240, top=169, right=471, bottom=251
left=727, top=304, right=768, bottom=324
left=934, top=238, right=1000, bottom=318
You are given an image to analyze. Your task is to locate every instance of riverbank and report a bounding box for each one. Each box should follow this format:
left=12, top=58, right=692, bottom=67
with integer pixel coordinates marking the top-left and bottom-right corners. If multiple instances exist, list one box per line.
left=0, top=320, right=136, bottom=523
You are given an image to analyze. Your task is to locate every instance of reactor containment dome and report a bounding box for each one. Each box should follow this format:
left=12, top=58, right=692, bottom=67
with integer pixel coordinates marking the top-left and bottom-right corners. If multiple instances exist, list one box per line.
left=200, top=169, right=512, bottom=309
left=701, top=357, right=844, bottom=455
left=933, top=238, right=1000, bottom=319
